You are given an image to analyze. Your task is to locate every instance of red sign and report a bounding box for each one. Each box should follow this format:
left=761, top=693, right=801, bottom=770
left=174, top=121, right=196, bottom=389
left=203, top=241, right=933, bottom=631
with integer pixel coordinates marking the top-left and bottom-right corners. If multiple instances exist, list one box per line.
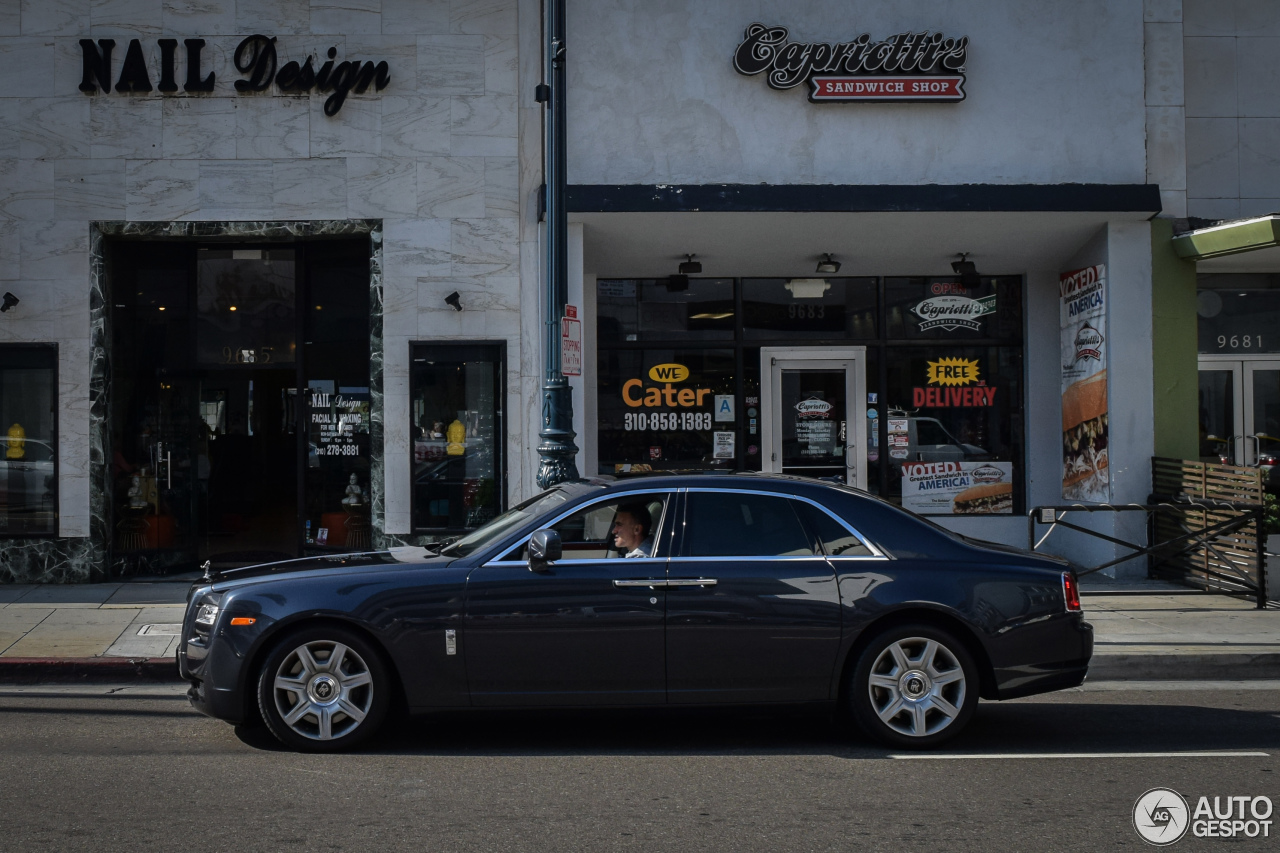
left=810, top=75, right=964, bottom=101
left=912, top=386, right=998, bottom=407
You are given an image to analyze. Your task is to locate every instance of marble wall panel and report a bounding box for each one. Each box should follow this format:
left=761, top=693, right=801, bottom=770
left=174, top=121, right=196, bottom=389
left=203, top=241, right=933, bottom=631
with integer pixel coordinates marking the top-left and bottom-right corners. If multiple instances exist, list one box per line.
left=0, top=222, right=18, bottom=277
left=236, top=97, right=310, bottom=159
left=380, top=272, right=417, bottom=337
left=1186, top=117, right=1240, bottom=198
left=91, top=99, right=163, bottom=159
left=384, top=218, right=452, bottom=279
left=1184, top=37, right=1237, bottom=117
left=1, top=275, right=86, bottom=341
left=1240, top=118, right=1280, bottom=198
left=1237, top=38, right=1280, bottom=117
left=21, top=220, right=89, bottom=280
left=450, top=94, right=517, bottom=157
left=310, top=0, right=381, bottom=35
left=450, top=0, right=516, bottom=35
left=1182, top=0, right=1231, bottom=36
left=383, top=0, right=450, bottom=35
left=418, top=35, right=484, bottom=96
left=483, top=35, right=516, bottom=96
left=415, top=275, right=479, bottom=332
left=0, top=100, right=19, bottom=159
left=0, top=38, right=58, bottom=98
left=55, top=159, right=127, bottom=219
left=1144, top=0, right=1182, bottom=22
left=20, top=0, right=89, bottom=36
left=310, top=96, right=381, bottom=156
left=1188, top=197, right=1240, bottom=219
left=91, top=0, right=163, bottom=36
left=124, top=159, right=199, bottom=220
left=20, top=97, right=90, bottom=159
left=0, top=160, right=55, bottom=220
left=0, top=5, right=19, bottom=35
left=54, top=36, right=90, bottom=96
left=1159, top=189, right=1188, bottom=219
left=417, top=157, right=485, bottom=219
left=483, top=156, right=517, bottom=218
left=348, top=157, right=418, bottom=218
left=341, top=35, right=418, bottom=68
left=236, top=0, right=311, bottom=35
left=1239, top=198, right=1280, bottom=217
left=162, top=98, right=237, bottom=160
left=162, top=0, right=236, bottom=34
left=197, top=160, right=274, bottom=219
left=1144, top=23, right=1184, bottom=107
left=274, top=158, right=348, bottom=219
left=451, top=217, right=517, bottom=277
left=1147, top=107, right=1188, bottom=191
left=381, top=93, right=450, bottom=158
left=1236, top=0, right=1280, bottom=37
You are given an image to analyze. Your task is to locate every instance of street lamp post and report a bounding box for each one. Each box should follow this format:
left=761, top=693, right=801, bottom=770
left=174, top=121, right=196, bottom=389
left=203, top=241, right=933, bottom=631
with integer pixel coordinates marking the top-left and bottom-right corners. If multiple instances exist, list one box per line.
left=535, top=0, right=580, bottom=489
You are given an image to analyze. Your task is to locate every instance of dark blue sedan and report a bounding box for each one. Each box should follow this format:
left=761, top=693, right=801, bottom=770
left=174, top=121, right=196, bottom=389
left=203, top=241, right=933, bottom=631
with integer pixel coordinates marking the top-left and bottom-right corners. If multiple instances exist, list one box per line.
left=179, top=475, right=1092, bottom=751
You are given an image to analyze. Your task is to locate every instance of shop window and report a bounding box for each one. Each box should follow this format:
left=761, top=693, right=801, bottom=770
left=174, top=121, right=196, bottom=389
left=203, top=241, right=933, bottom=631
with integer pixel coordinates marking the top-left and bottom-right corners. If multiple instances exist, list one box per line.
left=411, top=343, right=505, bottom=532
left=882, top=346, right=1024, bottom=515
left=196, top=248, right=297, bottom=366
left=597, top=279, right=734, bottom=342
left=597, top=348, right=736, bottom=474
left=0, top=345, right=57, bottom=536
left=1197, top=274, right=1280, bottom=354
left=884, top=277, right=1022, bottom=341
left=742, top=278, right=877, bottom=340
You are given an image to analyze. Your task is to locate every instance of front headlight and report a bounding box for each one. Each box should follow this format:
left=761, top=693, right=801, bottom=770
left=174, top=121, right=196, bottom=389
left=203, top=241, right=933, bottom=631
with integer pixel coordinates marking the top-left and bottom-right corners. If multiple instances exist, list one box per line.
left=194, top=598, right=221, bottom=627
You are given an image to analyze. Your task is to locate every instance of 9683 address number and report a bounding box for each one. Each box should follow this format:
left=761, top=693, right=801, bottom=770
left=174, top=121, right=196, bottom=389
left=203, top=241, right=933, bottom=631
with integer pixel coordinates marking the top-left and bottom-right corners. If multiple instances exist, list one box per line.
left=624, top=412, right=712, bottom=431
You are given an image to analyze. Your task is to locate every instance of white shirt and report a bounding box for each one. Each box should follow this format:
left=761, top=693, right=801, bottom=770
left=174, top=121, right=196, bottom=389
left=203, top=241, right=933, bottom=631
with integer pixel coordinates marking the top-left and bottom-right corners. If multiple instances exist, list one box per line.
left=624, top=537, right=654, bottom=558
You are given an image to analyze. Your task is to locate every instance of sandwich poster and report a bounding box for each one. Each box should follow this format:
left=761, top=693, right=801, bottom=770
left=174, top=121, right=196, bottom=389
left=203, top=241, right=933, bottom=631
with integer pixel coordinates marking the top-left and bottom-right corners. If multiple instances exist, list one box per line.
left=901, top=461, right=1013, bottom=514
left=1059, top=264, right=1109, bottom=501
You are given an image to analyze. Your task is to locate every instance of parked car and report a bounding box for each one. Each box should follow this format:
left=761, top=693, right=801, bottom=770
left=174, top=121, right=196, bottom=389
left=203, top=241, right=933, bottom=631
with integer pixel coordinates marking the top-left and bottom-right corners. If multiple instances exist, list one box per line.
left=179, top=474, right=1092, bottom=751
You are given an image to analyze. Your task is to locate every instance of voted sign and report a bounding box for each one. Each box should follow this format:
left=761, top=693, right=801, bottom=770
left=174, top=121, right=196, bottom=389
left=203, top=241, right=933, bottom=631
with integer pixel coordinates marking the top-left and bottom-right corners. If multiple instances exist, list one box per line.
left=561, top=305, right=582, bottom=377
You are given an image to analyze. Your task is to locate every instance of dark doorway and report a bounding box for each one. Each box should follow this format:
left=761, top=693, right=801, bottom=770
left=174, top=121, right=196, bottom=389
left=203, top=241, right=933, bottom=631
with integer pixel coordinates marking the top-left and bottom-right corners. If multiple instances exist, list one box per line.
left=108, top=240, right=370, bottom=575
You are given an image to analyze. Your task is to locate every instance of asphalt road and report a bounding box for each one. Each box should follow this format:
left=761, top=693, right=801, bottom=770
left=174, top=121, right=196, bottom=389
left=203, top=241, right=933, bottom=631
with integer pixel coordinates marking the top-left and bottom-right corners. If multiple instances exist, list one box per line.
left=0, top=683, right=1277, bottom=852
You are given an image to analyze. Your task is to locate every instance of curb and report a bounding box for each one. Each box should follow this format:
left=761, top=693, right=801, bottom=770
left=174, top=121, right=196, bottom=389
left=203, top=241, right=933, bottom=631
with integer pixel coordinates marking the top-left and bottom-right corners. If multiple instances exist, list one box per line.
left=0, top=657, right=183, bottom=684
left=1089, top=651, right=1280, bottom=681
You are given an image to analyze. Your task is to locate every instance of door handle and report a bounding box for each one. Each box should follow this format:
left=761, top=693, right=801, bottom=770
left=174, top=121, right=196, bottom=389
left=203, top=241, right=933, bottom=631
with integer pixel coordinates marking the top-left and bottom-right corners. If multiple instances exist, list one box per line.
left=613, top=578, right=718, bottom=589
left=614, top=579, right=664, bottom=588
left=663, top=578, right=718, bottom=587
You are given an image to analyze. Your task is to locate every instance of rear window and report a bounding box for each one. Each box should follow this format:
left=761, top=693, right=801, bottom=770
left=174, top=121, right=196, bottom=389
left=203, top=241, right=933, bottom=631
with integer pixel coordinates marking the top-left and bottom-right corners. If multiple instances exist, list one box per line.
left=684, top=492, right=814, bottom=557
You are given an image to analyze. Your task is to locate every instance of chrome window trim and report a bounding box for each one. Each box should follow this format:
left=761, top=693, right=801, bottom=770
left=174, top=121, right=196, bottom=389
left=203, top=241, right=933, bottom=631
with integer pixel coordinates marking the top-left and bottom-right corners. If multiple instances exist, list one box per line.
left=679, top=487, right=887, bottom=559
left=484, top=489, right=674, bottom=566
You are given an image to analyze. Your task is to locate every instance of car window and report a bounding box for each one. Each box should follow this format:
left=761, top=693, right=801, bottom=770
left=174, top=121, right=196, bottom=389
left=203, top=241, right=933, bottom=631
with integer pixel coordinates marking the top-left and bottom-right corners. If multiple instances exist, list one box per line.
left=441, top=487, right=578, bottom=557
left=795, top=502, right=874, bottom=557
left=683, top=491, right=814, bottom=558
left=500, top=494, right=671, bottom=562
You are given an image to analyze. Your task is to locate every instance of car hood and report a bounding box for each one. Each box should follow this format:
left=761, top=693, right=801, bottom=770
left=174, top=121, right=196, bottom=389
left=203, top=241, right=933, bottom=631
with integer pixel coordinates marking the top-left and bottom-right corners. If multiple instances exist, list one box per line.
left=206, top=546, right=455, bottom=585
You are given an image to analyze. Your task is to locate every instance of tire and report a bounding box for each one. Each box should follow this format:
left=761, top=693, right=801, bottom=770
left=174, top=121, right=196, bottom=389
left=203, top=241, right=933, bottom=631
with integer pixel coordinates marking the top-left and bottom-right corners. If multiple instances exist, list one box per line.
left=849, top=623, right=979, bottom=749
left=257, top=625, right=390, bottom=752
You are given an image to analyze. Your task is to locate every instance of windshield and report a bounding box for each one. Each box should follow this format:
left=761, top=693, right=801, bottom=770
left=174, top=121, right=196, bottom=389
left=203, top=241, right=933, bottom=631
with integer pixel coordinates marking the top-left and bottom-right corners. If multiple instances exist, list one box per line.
left=440, top=486, right=584, bottom=557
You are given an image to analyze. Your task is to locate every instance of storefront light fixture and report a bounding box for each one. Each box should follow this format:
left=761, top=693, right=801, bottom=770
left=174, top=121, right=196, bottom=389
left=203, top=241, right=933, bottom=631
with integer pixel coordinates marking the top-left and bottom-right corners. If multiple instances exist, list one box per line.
left=0, top=292, right=18, bottom=312
left=785, top=278, right=831, bottom=299
left=951, top=253, right=981, bottom=286
left=445, top=291, right=462, bottom=311
left=815, top=253, right=841, bottom=274
left=678, top=254, right=702, bottom=274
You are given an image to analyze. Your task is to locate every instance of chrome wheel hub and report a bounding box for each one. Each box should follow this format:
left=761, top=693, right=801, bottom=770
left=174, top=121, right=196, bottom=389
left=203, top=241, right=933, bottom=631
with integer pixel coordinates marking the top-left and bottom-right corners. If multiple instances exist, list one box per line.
left=867, top=637, right=966, bottom=738
left=272, top=640, right=374, bottom=741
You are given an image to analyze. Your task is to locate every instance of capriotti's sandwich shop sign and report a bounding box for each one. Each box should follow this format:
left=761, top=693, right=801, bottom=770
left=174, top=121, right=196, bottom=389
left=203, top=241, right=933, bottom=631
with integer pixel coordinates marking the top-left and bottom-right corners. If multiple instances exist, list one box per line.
left=733, top=23, right=968, bottom=102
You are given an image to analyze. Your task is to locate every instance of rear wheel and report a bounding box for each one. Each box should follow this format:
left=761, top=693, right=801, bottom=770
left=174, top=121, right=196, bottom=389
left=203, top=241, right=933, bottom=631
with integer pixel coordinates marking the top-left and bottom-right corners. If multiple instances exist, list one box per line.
left=849, top=624, right=978, bottom=749
left=257, top=626, right=390, bottom=752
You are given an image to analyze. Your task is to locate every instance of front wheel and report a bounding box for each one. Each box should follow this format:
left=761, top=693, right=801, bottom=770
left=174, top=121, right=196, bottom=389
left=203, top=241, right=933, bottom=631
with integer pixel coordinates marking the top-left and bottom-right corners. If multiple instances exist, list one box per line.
left=257, top=626, right=390, bottom=752
left=849, top=624, right=978, bottom=749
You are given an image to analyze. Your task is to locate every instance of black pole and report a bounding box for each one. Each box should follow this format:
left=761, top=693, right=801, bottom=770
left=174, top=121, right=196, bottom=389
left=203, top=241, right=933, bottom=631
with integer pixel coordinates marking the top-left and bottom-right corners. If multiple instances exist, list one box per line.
left=536, top=0, right=579, bottom=489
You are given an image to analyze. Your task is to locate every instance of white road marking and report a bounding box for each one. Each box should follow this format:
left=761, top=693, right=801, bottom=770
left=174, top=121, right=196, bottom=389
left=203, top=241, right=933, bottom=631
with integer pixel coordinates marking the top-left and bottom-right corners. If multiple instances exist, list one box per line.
left=890, top=751, right=1269, bottom=760
left=1076, top=680, right=1280, bottom=691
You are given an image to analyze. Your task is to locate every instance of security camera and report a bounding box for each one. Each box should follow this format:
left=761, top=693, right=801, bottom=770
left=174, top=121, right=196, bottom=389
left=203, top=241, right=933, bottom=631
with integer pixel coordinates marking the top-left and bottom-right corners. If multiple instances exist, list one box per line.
left=0, top=292, right=17, bottom=313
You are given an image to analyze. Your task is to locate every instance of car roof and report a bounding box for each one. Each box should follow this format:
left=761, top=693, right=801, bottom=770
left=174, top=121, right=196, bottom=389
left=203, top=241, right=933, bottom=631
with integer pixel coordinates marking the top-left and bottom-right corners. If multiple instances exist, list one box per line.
left=589, top=472, right=863, bottom=499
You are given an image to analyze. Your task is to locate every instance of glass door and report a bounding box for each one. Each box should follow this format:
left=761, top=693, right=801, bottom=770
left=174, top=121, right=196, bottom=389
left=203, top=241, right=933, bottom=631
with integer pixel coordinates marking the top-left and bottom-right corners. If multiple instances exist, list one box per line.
left=760, top=347, right=867, bottom=489
left=1197, top=357, right=1280, bottom=466
left=1245, top=362, right=1280, bottom=467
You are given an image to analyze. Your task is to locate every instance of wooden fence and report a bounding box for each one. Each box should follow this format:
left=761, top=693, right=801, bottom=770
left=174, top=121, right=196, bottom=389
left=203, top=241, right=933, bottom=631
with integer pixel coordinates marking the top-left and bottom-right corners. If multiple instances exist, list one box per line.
left=1150, top=457, right=1265, bottom=594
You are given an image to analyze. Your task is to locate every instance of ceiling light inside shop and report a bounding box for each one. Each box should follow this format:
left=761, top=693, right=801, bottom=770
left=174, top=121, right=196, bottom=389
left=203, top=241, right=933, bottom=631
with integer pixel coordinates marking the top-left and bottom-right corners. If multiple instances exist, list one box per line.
left=690, top=312, right=734, bottom=320
left=229, top=306, right=237, bottom=311
left=232, top=249, right=262, bottom=260
left=816, top=253, right=841, bottom=274
left=785, top=279, right=831, bottom=299
left=678, top=254, right=702, bottom=274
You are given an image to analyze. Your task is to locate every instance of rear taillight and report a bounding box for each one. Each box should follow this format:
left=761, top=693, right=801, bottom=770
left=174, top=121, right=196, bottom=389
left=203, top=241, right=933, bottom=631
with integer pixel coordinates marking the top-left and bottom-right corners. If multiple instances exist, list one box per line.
left=1062, top=572, right=1081, bottom=612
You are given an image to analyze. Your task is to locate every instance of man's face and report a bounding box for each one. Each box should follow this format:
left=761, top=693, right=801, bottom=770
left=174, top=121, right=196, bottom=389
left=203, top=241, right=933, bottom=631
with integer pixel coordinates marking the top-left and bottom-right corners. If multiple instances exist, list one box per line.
left=611, top=511, right=643, bottom=551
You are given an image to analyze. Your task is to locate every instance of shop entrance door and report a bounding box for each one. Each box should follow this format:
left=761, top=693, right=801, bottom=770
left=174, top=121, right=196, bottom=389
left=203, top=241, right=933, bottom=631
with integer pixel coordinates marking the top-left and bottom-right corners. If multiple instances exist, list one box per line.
left=1198, top=357, right=1280, bottom=468
left=760, top=348, right=868, bottom=489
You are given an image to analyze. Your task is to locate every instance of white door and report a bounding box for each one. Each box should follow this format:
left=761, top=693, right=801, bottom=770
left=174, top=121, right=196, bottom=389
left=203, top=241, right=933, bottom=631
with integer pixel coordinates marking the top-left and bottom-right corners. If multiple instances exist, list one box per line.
left=760, top=347, right=868, bottom=489
left=1197, top=357, right=1280, bottom=465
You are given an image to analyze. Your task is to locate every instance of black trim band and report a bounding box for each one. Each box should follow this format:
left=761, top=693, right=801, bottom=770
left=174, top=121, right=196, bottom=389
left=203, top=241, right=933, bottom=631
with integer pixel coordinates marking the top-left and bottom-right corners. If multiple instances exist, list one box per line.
left=554, top=183, right=1162, bottom=215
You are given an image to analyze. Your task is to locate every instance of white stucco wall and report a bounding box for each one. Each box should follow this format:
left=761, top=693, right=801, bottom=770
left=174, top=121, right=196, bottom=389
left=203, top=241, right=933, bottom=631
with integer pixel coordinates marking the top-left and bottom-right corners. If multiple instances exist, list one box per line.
left=567, top=0, right=1147, bottom=186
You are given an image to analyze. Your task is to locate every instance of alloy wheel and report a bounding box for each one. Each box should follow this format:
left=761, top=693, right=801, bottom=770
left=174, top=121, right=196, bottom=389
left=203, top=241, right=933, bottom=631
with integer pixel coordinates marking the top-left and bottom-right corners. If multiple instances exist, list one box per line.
left=866, top=636, right=967, bottom=738
left=271, top=640, right=375, bottom=741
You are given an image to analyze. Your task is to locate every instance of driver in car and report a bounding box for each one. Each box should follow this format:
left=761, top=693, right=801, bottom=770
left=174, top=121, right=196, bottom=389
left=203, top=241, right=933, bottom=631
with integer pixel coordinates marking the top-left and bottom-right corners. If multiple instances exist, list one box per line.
left=612, top=503, right=653, bottom=558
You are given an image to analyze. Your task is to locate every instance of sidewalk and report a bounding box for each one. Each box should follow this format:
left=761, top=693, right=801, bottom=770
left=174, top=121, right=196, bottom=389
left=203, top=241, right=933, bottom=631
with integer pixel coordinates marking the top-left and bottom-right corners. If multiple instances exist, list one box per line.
left=0, top=579, right=1276, bottom=683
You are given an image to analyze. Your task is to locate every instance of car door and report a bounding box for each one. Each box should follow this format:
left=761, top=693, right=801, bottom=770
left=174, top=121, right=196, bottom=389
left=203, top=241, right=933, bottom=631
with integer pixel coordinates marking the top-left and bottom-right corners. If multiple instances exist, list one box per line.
left=462, top=491, right=673, bottom=706
left=664, top=488, right=842, bottom=704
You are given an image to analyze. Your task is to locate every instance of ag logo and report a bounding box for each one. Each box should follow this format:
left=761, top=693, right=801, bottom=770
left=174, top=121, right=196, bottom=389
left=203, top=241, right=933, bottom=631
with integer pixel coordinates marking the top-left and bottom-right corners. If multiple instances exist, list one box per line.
left=1134, top=788, right=1189, bottom=846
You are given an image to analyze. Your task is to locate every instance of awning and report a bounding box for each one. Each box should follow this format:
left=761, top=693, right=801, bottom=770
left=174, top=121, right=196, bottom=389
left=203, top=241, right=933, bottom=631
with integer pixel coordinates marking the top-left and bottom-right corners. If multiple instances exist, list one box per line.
left=1173, top=215, right=1280, bottom=273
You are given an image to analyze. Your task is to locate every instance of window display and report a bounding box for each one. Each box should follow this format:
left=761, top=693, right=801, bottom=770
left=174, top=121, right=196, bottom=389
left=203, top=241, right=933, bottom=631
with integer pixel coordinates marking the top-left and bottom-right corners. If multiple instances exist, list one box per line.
left=0, top=346, right=57, bottom=536
left=411, top=343, right=504, bottom=532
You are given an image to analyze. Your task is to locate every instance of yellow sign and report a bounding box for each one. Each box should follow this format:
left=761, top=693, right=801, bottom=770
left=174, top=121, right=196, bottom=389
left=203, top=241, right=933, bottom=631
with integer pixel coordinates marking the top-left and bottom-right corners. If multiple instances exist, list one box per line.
left=648, top=363, right=690, bottom=383
left=926, top=357, right=980, bottom=387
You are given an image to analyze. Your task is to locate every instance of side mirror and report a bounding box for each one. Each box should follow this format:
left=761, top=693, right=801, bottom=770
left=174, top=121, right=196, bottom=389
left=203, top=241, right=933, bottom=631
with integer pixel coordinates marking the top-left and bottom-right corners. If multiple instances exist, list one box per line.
left=527, top=529, right=561, bottom=570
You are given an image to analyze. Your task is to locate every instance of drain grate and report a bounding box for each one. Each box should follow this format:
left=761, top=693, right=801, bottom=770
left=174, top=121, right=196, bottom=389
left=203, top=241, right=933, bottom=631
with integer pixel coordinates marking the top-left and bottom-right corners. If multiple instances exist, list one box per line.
left=137, top=624, right=183, bottom=636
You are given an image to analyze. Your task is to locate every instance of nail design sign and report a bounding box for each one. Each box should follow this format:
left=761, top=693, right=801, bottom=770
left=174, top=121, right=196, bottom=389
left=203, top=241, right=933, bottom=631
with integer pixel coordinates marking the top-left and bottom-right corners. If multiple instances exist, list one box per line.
left=78, top=35, right=390, bottom=116
left=733, top=23, right=968, bottom=103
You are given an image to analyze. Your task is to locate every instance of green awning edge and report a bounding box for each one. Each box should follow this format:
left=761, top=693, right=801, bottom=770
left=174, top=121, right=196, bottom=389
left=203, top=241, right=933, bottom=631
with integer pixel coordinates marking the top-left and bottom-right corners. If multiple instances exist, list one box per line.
left=1172, top=215, right=1280, bottom=260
